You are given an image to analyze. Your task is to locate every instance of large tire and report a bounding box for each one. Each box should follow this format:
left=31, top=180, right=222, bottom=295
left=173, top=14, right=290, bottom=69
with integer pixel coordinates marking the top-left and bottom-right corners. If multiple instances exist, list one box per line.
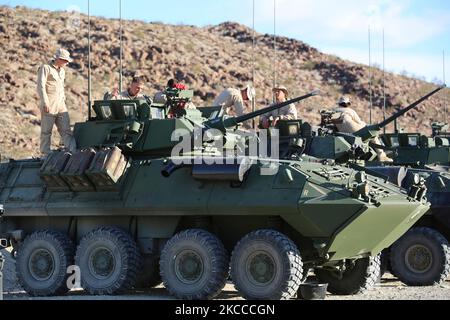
left=390, top=227, right=450, bottom=286
left=230, top=229, right=303, bottom=300
left=75, top=227, right=142, bottom=295
left=378, top=249, right=391, bottom=282
left=315, top=255, right=380, bottom=295
left=135, top=254, right=162, bottom=289
left=160, top=229, right=229, bottom=300
left=16, top=230, right=74, bottom=297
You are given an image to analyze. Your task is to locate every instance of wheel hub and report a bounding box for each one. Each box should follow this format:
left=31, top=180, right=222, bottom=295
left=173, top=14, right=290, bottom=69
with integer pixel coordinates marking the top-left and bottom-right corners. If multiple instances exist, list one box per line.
left=89, top=247, right=115, bottom=279
left=405, top=245, right=433, bottom=274
left=247, top=251, right=276, bottom=286
left=29, top=249, right=55, bottom=281
left=175, top=250, right=204, bottom=284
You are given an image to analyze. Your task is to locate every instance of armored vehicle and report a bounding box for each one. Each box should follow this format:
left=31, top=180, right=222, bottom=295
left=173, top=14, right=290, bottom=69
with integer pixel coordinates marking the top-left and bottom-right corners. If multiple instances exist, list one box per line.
left=431, top=122, right=449, bottom=138
left=379, top=129, right=450, bottom=168
left=271, top=86, right=450, bottom=286
left=0, top=91, right=430, bottom=299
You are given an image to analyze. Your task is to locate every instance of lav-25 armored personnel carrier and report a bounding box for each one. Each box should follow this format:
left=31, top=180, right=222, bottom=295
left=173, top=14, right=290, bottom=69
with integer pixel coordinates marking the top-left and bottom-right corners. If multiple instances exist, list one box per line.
left=0, top=89, right=430, bottom=299
left=271, top=85, right=450, bottom=287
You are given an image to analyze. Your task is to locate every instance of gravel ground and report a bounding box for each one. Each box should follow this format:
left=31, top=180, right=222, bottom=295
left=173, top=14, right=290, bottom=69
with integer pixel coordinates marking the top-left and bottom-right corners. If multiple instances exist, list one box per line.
left=2, top=249, right=449, bottom=300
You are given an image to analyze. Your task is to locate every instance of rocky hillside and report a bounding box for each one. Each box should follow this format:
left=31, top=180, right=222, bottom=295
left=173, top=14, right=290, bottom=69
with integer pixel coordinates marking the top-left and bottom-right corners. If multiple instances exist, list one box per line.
left=0, top=5, right=449, bottom=158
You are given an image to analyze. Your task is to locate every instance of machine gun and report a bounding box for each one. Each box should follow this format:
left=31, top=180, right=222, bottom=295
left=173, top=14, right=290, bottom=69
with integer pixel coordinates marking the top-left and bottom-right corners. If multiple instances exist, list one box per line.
left=163, top=89, right=195, bottom=118
left=431, top=122, right=449, bottom=138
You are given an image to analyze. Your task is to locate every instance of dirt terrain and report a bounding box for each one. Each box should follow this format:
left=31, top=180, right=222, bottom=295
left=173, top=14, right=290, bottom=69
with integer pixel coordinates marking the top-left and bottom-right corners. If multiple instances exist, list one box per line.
left=2, top=249, right=449, bottom=300
left=1, top=5, right=449, bottom=159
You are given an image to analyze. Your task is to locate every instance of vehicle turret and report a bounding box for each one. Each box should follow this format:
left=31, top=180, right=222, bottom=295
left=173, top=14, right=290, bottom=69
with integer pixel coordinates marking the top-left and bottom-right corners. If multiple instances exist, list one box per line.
left=73, top=90, right=320, bottom=158
left=354, top=86, right=445, bottom=142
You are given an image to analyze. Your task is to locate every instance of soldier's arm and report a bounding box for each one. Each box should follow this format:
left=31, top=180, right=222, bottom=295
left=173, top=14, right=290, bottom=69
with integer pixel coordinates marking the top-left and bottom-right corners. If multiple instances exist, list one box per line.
left=37, top=65, right=50, bottom=110
left=279, top=104, right=298, bottom=120
left=232, top=95, right=245, bottom=116
left=104, top=88, right=120, bottom=100
left=61, top=68, right=66, bottom=102
left=350, top=109, right=366, bottom=126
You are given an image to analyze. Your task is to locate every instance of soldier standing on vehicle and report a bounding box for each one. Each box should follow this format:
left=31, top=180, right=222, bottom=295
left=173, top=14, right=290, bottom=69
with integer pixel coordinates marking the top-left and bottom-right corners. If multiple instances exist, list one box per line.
left=213, top=85, right=255, bottom=117
left=260, top=86, right=298, bottom=129
left=37, top=48, right=76, bottom=156
left=332, top=96, right=393, bottom=162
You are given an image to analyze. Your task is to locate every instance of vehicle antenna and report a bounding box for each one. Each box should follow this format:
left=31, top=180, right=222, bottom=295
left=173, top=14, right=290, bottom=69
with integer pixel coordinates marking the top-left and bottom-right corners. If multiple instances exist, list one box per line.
left=369, top=26, right=373, bottom=124
left=119, top=0, right=123, bottom=92
left=273, top=0, right=277, bottom=103
left=252, top=0, right=256, bottom=129
left=444, top=50, right=447, bottom=123
left=88, top=0, right=92, bottom=120
left=382, top=29, right=386, bottom=134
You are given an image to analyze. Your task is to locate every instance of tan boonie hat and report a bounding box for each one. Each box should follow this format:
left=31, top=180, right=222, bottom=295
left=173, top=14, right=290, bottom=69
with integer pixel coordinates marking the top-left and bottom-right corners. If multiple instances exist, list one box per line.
left=338, top=96, right=351, bottom=105
left=273, top=85, right=289, bottom=97
left=53, top=48, right=73, bottom=63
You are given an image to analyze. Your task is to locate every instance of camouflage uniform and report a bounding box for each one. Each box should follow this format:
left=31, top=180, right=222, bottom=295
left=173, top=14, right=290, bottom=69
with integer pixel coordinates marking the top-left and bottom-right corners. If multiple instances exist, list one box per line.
left=37, top=58, right=76, bottom=155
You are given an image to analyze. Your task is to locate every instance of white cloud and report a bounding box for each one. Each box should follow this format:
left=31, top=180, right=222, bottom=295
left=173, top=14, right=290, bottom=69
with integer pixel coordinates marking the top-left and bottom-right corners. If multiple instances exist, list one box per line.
left=251, top=0, right=450, bottom=49
left=320, top=45, right=448, bottom=82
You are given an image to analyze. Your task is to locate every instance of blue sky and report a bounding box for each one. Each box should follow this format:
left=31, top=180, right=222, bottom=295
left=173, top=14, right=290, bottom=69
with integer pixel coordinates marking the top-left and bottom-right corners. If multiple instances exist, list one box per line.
left=2, top=0, right=450, bottom=82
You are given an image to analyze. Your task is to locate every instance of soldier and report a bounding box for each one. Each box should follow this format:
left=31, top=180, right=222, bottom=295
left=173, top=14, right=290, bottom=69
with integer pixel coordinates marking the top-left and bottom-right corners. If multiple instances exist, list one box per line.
left=260, top=86, right=298, bottom=129
left=153, top=79, right=197, bottom=111
left=37, top=48, right=76, bottom=156
left=332, top=96, right=393, bottom=162
left=106, top=73, right=147, bottom=100
left=213, top=85, right=255, bottom=117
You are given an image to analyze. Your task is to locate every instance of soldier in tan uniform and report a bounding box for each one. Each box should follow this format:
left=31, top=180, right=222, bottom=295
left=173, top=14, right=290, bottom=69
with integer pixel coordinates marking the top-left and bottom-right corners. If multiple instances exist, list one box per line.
left=37, top=48, right=76, bottom=156
left=213, top=85, right=255, bottom=117
left=260, top=86, right=298, bottom=129
left=106, top=74, right=147, bottom=100
left=332, top=96, right=393, bottom=162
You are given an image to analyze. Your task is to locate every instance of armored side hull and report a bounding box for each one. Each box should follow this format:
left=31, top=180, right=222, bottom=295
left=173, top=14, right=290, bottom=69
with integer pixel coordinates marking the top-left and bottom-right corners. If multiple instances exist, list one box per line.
left=380, top=133, right=450, bottom=167
left=0, top=157, right=427, bottom=261
left=367, top=166, right=450, bottom=238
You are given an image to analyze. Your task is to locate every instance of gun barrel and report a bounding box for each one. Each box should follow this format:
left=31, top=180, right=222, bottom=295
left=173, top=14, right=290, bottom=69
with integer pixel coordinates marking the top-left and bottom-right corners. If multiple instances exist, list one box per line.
left=233, top=90, right=320, bottom=124
left=378, top=85, right=445, bottom=129
left=207, top=90, right=319, bottom=131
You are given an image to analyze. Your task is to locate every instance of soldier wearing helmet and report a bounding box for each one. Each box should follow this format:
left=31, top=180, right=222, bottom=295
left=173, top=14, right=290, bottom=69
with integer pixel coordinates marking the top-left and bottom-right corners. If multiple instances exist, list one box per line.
left=332, top=96, right=393, bottom=162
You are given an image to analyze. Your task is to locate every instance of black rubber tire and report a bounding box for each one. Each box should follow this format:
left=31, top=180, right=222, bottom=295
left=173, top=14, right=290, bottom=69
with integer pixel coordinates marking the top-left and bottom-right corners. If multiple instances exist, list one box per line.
left=16, top=230, right=74, bottom=297
left=315, top=255, right=381, bottom=295
left=134, top=254, right=162, bottom=289
left=230, top=229, right=303, bottom=300
left=390, top=227, right=450, bottom=286
left=379, top=249, right=390, bottom=282
left=160, top=229, right=229, bottom=300
left=75, top=227, right=142, bottom=295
